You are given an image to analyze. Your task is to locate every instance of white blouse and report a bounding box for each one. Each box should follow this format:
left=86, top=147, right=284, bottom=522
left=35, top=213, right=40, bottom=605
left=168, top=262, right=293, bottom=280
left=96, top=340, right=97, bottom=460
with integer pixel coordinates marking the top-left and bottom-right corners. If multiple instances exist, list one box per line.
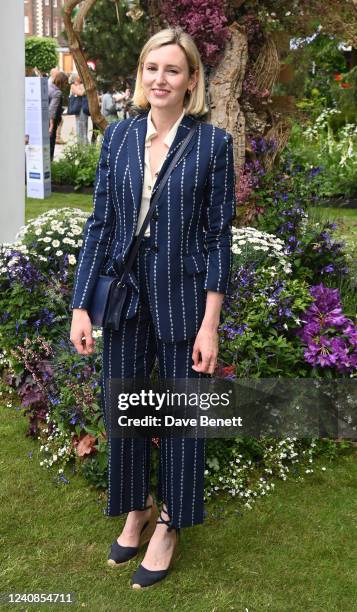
left=135, top=108, right=186, bottom=237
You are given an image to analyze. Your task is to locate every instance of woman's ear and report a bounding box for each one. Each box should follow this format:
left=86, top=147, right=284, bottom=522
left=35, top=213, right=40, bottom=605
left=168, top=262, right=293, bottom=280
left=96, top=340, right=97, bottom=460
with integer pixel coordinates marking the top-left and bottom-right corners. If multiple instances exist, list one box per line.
left=189, top=68, right=199, bottom=92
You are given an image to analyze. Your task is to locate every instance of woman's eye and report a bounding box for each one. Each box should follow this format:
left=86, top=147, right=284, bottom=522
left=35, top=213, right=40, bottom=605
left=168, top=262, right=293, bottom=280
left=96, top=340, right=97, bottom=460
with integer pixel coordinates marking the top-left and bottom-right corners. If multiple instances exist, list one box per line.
left=147, top=66, right=177, bottom=74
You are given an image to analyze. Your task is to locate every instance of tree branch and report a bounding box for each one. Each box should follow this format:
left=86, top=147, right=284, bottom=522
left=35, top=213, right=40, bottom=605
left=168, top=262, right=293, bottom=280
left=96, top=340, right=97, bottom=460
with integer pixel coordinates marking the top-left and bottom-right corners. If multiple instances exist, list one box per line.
left=73, top=0, right=98, bottom=33
left=63, top=0, right=107, bottom=132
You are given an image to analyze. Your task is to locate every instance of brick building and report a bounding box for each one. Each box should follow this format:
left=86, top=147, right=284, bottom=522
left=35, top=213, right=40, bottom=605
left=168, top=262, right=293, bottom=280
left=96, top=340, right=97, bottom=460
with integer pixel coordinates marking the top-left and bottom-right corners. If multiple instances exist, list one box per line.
left=24, top=0, right=75, bottom=72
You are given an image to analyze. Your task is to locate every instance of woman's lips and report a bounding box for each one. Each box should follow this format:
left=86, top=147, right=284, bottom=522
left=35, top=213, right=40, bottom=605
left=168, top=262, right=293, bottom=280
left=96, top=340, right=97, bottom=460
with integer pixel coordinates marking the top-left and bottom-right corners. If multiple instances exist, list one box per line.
left=152, top=89, right=170, bottom=96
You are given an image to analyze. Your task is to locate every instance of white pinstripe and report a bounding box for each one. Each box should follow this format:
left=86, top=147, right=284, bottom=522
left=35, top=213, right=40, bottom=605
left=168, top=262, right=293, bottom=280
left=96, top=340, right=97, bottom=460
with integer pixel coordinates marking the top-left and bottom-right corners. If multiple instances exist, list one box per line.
left=133, top=303, right=141, bottom=382
left=180, top=158, right=187, bottom=338
left=217, top=137, right=229, bottom=291
left=166, top=176, right=175, bottom=342
left=142, top=438, right=146, bottom=508
left=130, top=437, right=134, bottom=508
left=193, top=124, right=202, bottom=253
left=153, top=210, right=160, bottom=335
left=107, top=328, right=113, bottom=514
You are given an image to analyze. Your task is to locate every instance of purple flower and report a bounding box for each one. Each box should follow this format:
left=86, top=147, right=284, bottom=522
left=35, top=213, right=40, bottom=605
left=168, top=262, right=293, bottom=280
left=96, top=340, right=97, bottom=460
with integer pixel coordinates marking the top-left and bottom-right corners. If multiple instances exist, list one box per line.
left=295, top=283, right=357, bottom=373
left=321, top=264, right=334, bottom=274
left=309, top=166, right=322, bottom=177
left=220, top=322, right=247, bottom=339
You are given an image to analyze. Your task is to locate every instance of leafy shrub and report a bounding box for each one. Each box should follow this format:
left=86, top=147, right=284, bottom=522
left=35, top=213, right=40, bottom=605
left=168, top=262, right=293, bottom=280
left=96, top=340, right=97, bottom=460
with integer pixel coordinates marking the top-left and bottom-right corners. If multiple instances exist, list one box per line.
left=25, top=37, right=58, bottom=74
left=51, top=143, right=100, bottom=190
left=285, top=111, right=357, bottom=198
left=0, top=208, right=89, bottom=375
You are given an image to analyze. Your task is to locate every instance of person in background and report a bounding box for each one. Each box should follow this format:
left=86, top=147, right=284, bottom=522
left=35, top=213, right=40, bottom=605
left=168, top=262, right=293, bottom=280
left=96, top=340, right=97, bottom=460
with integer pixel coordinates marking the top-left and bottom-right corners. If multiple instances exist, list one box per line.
left=101, top=82, right=118, bottom=123
left=48, top=66, right=59, bottom=85
left=48, top=67, right=66, bottom=145
left=122, top=85, right=133, bottom=118
left=113, top=86, right=131, bottom=120
left=70, top=75, right=89, bottom=145
left=48, top=71, right=69, bottom=161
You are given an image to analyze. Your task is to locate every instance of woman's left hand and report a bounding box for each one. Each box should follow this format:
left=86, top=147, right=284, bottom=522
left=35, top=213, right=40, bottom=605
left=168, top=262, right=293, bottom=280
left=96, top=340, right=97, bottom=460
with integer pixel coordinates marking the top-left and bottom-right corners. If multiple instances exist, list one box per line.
left=192, top=326, right=218, bottom=375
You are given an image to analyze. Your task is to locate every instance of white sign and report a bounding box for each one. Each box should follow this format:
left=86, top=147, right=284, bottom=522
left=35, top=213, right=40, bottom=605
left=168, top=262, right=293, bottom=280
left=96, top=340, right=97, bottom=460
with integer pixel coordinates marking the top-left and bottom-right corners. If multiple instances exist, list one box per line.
left=25, top=77, right=51, bottom=199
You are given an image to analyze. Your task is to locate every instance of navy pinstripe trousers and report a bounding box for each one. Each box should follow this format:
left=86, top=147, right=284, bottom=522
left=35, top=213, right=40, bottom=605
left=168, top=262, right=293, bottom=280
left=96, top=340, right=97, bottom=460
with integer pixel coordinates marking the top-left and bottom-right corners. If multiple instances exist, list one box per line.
left=101, top=237, right=206, bottom=530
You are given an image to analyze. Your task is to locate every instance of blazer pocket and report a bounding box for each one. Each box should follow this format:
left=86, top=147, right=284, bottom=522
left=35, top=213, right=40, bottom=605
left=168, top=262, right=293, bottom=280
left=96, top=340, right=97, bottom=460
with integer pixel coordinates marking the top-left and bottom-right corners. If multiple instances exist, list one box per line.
left=183, top=251, right=207, bottom=276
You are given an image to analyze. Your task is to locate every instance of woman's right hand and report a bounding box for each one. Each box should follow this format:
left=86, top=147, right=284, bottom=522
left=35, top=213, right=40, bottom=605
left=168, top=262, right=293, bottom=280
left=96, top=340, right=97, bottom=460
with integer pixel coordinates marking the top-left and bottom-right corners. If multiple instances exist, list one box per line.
left=70, top=309, right=96, bottom=356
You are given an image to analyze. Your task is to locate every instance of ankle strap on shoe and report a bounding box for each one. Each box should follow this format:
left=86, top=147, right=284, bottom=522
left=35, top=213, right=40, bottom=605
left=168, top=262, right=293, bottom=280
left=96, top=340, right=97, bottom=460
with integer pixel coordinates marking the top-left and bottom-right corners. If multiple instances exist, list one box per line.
left=134, top=497, right=154, bottom=511
left=156, top=506, right=178, bottom=533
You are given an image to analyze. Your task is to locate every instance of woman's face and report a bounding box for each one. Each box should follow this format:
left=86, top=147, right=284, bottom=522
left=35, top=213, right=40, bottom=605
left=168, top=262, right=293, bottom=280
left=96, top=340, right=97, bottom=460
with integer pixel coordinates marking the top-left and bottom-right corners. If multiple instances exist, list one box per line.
left=141, top=43, right=197, bottom=113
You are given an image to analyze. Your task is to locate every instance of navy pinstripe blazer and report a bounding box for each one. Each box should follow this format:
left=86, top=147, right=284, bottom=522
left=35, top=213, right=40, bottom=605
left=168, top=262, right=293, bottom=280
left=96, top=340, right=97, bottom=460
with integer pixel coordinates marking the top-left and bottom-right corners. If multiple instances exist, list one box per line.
left=70, top=111, right=236, bottom=342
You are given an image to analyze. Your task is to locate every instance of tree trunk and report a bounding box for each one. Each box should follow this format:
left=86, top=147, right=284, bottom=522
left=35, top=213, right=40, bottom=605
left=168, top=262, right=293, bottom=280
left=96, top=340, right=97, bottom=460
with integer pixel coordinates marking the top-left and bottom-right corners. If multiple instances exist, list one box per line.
left=145, top=0, right=165, bottom=35
left=63, top=0, right=107, bottom=132
left=207, top=22, right=248, bottom=177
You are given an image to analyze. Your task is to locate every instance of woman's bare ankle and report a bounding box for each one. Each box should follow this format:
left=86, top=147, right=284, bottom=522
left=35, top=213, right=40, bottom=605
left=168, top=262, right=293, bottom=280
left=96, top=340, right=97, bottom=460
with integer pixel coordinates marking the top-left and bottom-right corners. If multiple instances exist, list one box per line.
left=117, top=498, right=154, bottom=545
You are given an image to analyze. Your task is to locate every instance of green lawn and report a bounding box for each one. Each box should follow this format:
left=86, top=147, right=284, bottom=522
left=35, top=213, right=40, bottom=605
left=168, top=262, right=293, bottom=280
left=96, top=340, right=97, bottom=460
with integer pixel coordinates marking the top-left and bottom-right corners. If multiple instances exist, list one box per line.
left=0, top=405, right=356, bottom=612
left=25, top=193, right=92, bottom=223
left=26, top=195, right=357, bottom=246
left=16, top=195, right=357, bottom=610
left=313, top=207, right=357, bottom=251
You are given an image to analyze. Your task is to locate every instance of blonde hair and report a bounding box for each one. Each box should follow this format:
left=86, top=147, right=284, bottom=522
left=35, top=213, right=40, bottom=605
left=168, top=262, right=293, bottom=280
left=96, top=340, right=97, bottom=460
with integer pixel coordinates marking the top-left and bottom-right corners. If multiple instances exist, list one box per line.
left=132, top=27, right=208, bottom=116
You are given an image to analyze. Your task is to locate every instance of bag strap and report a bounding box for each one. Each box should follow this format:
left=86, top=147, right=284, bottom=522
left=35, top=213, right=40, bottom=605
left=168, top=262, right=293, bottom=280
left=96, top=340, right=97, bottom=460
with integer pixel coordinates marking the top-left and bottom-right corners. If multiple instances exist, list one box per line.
left=117, top=120, right=197, bottom=285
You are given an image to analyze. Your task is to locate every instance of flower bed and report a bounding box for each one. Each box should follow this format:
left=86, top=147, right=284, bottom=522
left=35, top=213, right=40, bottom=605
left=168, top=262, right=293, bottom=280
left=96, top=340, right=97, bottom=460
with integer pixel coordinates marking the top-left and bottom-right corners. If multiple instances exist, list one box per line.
left=1, top=181, right=356, bottom=511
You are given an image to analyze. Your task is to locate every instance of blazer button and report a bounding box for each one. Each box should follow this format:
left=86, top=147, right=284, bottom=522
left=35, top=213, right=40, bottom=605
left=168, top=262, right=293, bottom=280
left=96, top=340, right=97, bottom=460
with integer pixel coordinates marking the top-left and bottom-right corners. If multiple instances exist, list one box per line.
left=152, top=211, right=159, bottom=220
left=151, top=245, right=159, bottom=254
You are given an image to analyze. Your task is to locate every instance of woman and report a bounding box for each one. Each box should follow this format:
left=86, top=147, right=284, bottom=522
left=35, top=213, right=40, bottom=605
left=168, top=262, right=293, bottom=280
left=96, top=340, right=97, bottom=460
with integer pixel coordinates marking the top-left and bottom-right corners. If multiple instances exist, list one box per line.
left=70, top=75, right=89, bottom=145
left=113, top=85, right=132, bottom=120
left=70, top=27, right=236, bottom=589
left=100, top=82, right=118, bottom=123
left=48, top=71, right=68, bottom=161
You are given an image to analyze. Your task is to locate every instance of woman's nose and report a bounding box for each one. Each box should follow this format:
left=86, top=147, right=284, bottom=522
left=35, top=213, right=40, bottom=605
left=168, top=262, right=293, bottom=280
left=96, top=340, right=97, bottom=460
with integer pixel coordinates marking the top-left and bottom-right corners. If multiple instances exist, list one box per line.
left=154, top=70, right=167, bottom=85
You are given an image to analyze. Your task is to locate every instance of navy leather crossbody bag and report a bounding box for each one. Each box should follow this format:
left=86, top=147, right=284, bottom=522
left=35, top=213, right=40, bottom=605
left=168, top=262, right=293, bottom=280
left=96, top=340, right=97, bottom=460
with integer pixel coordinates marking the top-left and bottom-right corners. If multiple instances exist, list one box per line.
left=87, top=122, right=197, bottom=330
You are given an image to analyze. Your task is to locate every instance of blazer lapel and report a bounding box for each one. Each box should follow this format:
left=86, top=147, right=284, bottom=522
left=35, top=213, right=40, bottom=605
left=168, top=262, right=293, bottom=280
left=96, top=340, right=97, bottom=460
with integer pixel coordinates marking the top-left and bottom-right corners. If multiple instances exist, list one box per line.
left=127, top=112, right=148, bottom=214
left=151, top=114, right=197, bottom=197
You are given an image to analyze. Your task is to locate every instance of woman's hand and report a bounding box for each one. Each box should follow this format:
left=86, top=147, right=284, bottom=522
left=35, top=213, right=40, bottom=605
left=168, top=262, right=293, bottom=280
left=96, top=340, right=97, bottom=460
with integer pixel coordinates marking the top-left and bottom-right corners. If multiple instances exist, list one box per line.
left=191, top=291, right=224, bottom=374
left=70, top=309, right=96, bottom=356
left=192, top=325, right=219, bottom=375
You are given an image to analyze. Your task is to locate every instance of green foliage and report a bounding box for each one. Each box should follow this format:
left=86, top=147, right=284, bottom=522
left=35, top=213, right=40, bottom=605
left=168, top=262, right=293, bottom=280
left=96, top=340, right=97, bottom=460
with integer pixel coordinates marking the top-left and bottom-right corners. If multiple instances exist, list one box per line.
left=333, top=65, right=357, bottom=126
left=80, top=0, right=148, bottom=86
left=203, top=435, right=343, bottom=502
left=0, top=209, right=89, bottom=376
left=0, top=256, right=66, bottom=373
left=51, top=142, right=100, bottom=189
left=279, top=34, right=349, bottom=111
left=220, top=267, right=314, bottom=378
left=286, top=114, right=357, bottom=198
left=25, top=36, right=58, bottom=74
left=80, top=444, right=108, bottom=490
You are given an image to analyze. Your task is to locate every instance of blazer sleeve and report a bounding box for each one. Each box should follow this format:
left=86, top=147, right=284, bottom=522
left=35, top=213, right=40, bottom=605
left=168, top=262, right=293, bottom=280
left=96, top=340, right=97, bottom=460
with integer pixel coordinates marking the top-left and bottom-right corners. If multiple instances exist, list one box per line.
left=70, top=124, right=115, bottom=310
left=203, top=131, right=236, bottom=294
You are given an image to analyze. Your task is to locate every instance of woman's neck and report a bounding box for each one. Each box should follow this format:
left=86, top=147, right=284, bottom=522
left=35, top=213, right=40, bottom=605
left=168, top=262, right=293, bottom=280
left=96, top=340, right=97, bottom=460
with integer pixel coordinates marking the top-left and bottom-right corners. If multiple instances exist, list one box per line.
left=149, top=106, right=184, bottom=137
